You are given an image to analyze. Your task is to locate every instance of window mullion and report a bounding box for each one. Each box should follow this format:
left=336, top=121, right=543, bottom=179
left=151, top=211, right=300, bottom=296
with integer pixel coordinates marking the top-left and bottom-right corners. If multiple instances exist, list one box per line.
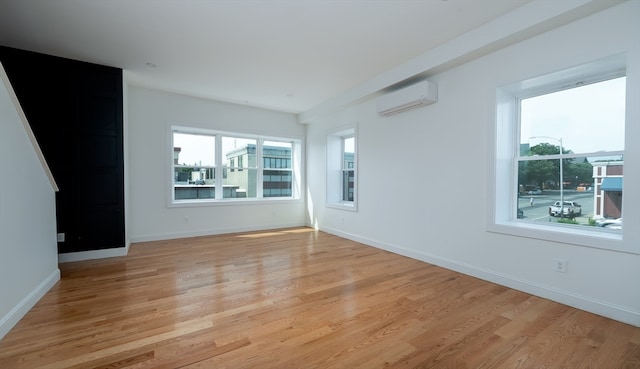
left=257, top=139, right=264, bottom=198
left=215, top=134, right=222, bottom=200
left=340, top=168, right=344, bottom=204
left=171, top=132, right=177, bottom=202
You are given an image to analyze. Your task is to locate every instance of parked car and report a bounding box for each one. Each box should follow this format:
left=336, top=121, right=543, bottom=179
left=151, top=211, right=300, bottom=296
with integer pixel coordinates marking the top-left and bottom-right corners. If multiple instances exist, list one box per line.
left=596, top=217, right=622, bottom=229
left=527, top=189, right=542, bottom=195
left=606, top=223, right=622, bottom=230
left=548, top=201, right=582, bottom=218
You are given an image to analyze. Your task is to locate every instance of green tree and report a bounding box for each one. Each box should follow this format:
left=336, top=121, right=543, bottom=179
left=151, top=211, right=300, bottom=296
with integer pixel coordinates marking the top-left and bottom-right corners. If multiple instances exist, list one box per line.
left=524, top=143, right=572, bottom=190
left=566, top=158, right=593, bottom=188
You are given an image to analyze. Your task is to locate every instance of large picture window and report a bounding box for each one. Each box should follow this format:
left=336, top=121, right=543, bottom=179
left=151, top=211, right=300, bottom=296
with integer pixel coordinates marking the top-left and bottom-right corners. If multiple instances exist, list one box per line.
left=171, top=127, right=301, bottom=204
left=490, top=54, right=632, bottom=252
left=517, top=76, right=625, bottom=229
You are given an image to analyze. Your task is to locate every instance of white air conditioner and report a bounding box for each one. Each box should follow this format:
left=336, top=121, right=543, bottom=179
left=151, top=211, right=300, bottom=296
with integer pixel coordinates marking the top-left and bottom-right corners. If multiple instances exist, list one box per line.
left=377, top=80, right=438, bottom=116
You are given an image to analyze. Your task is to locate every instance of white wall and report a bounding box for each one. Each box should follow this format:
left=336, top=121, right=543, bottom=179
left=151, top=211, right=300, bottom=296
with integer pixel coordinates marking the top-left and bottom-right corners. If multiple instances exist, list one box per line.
left=127, top=86, right=306, bottom=242
left=305, top=2, right=640, bottom=326
left=0, top=64, right=60, bottom=339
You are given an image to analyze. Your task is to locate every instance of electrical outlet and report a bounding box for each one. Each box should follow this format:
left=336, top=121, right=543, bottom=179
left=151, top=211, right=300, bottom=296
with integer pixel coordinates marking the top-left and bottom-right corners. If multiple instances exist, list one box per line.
left=554, top=258, right=567, bottom=273
left=57, top=233, right=65, bottom=242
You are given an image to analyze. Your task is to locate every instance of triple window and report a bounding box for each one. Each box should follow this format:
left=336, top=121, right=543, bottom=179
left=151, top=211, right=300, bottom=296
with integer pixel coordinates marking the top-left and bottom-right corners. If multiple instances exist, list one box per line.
left=171, top=127, right=300, bottom=203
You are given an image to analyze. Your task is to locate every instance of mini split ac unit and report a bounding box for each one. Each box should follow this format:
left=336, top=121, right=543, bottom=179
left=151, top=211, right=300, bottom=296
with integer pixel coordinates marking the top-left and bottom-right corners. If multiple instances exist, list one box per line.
left=376, top=80, right=438, bottom=116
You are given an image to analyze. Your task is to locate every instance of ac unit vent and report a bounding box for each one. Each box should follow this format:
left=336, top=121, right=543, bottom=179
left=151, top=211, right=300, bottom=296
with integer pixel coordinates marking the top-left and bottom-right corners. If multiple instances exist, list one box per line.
left=377, top=80, right=438, bottom=116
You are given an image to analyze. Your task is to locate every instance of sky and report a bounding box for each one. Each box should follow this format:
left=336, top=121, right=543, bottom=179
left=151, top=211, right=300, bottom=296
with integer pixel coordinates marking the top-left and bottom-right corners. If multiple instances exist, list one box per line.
left=174, top=133, right=216, bottom=166
left=344, top=136, right=355, bottom=154
left=173, top=134, right=291, bottom=167
left=520, top=76, right=626, bottom=154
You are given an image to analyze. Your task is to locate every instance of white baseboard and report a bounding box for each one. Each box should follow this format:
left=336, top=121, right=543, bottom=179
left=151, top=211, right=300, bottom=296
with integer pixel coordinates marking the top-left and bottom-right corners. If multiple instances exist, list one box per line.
left=58, top=245, right=129, bottom=263
left=129, top=222, right=306, bottom=243
left=0, top=268, right=60, bottom=340
left=321, top=226, right=640, bottom=327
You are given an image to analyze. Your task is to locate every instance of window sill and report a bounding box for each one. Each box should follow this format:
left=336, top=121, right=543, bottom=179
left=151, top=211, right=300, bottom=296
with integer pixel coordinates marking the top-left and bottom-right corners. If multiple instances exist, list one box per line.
left=326, top=202, right=358, bottom=212
left=487, top=219, right=636, bottom=255
left=169, top=197, right=302, bottom=208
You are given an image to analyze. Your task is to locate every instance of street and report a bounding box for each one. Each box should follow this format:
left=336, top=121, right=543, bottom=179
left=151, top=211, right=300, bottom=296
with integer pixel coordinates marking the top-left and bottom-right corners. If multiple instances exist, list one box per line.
left=518, top=190, right=595, bottom=225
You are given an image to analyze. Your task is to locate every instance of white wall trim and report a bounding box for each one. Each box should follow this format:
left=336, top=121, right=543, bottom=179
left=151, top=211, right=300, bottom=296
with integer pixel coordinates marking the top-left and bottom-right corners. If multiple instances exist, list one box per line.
left=320, top=225, right=640, bottom=327
left=0, top=269, right=60, bottom=340
left=129, top=222, right=306, bottom=244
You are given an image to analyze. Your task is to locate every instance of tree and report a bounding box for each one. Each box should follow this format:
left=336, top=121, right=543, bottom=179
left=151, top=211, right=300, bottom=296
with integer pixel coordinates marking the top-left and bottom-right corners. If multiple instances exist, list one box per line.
left=524, top=143, right=572, bottom=190
left=566, top=159, right=593, bottom=188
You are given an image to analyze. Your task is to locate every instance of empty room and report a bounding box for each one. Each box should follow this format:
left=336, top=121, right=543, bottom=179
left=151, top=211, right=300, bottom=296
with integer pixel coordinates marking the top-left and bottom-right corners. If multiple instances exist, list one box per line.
left=1, top=0, right=639, bottom=368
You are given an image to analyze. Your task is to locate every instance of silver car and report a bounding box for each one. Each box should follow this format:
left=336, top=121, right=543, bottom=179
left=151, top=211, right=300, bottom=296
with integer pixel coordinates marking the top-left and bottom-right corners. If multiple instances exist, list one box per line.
left=596, top=217, right=622, bottom=229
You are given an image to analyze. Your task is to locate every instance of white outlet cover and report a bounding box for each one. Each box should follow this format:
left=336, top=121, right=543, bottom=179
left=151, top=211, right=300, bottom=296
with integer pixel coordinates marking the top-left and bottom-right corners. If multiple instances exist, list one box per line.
left=554, top=258, right=567, bottom=273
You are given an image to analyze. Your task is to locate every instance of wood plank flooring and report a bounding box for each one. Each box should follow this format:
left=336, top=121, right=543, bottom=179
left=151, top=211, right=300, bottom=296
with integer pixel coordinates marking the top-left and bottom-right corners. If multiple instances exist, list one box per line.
left=1, top=227, right=638, bottom=368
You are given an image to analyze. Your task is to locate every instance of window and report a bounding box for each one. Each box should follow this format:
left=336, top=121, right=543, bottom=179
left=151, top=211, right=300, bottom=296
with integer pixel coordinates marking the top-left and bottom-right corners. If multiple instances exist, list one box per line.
left=327, top=126, right=357, bottom=210
left=173, top=132, right=216, bottom=200
left=222, top=136, right=256, bottom=198
left=171, top=127, right=301, bottom=204
left=263, top=140, right=293, bottom=198
left=490, top=54, right=630, bottom=251
left=518, top=77, right=625, bottom=227
left=342, top=136, right=355, bottom=202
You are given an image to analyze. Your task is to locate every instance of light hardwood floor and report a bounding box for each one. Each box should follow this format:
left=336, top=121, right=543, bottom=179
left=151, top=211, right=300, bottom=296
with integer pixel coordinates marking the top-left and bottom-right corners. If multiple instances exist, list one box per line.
left=1, top=227, right=638, bottom=368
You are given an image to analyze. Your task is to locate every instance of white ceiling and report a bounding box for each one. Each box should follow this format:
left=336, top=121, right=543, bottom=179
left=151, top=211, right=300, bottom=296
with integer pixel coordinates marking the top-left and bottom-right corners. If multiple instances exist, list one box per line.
left=1, top=0, right=535, bottom=114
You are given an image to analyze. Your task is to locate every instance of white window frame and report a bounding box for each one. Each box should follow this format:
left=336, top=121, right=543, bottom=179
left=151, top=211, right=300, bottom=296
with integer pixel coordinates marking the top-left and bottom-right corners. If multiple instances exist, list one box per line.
left=327, top=125, right=357, bottom=211
left=169, top=126, right=302, bottom=207
left=487, top=54, right=639, bottom=254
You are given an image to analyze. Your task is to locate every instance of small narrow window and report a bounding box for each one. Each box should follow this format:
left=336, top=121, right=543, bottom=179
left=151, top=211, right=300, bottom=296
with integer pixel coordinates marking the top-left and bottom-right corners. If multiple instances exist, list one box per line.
left=342, top=136, right=355, bottom=202
left=327, top=126, right=357, bottom=210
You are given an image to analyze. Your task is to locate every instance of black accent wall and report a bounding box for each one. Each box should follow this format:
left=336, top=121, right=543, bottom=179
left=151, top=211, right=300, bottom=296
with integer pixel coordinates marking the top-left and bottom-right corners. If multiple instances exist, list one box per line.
left=0, top=46, right=125, bottom=253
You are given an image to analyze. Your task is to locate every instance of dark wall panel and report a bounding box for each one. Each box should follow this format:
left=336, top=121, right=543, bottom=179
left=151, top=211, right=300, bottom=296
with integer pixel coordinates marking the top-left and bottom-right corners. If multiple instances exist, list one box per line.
left=0, top=46, right=125, bottom=253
